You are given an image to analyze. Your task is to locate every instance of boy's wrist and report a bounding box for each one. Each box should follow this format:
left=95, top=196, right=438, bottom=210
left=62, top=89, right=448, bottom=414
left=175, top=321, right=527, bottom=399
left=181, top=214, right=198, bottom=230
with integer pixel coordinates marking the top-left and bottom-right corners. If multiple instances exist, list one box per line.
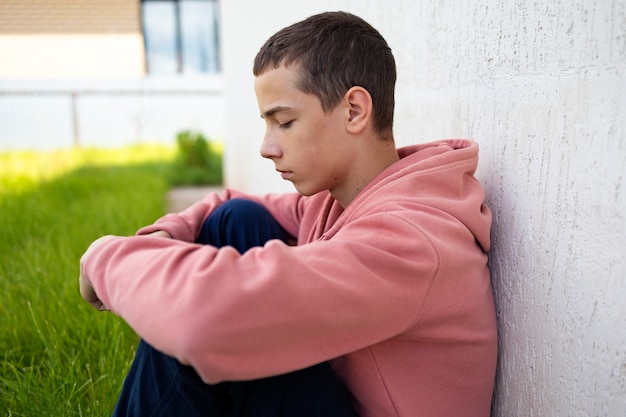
left=147, top=230, right=172, bottom=239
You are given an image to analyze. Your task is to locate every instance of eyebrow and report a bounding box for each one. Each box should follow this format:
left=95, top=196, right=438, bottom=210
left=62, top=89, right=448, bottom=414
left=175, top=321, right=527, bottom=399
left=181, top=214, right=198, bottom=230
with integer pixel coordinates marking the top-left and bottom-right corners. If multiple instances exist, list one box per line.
left=260, top=106, right=292, bottom=119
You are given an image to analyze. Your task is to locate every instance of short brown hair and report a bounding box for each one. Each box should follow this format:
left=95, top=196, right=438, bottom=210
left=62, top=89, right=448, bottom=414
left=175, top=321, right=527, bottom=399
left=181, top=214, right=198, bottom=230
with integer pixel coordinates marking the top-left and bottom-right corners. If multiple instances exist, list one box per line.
left=253, top=11, right=396, bottom=139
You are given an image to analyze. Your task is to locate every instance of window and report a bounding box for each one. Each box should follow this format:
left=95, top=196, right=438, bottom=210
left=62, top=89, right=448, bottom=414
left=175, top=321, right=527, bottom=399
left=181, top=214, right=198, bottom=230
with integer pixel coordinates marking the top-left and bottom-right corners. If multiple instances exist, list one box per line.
left=142, top=0, right=221, bottom=74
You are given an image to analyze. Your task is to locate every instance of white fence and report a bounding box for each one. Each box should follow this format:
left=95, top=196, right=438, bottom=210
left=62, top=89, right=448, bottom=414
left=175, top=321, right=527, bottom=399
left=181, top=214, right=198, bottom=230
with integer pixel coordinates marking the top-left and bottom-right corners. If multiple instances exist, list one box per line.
left=0, top=76, right=225, bottom=152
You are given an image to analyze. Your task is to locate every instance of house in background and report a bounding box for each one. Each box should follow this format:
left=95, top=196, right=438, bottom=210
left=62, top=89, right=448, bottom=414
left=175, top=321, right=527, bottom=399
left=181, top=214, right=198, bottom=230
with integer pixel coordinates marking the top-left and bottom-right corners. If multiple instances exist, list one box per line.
left=0, top=0, right=224, bottom=151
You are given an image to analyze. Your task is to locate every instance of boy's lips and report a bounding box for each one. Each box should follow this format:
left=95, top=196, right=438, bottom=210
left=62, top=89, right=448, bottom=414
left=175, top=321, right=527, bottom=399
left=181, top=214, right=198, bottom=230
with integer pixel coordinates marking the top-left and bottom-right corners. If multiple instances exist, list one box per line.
left=277, top=169, right=293, bottom=180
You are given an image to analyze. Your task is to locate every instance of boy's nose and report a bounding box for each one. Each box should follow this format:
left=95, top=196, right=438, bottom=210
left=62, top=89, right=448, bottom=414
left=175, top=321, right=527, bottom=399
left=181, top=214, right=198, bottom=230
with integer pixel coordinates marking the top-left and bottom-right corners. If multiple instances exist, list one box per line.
left=260, top=132, right=282, bottom=159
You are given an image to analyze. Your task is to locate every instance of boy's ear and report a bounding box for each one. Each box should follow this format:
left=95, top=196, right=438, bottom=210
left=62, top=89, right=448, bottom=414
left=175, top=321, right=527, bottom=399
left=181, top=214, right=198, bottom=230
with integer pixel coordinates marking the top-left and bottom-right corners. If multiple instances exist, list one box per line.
left=345, top=86, right=372, bottom=134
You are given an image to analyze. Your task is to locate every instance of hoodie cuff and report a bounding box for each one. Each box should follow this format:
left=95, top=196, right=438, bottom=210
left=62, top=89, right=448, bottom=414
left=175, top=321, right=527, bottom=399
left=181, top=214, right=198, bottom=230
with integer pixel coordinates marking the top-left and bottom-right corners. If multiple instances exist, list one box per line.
left=136, top=213, right=196, bottom=242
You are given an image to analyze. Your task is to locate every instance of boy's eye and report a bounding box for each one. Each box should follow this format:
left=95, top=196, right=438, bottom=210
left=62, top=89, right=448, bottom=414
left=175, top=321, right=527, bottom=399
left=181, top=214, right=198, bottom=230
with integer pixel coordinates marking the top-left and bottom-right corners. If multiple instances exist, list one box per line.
left=278, top=120, right=293, bottom=129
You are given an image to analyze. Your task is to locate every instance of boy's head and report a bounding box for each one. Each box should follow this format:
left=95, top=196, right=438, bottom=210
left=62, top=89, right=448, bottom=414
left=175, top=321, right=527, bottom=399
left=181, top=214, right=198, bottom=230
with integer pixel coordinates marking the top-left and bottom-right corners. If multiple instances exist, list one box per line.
left=253, top=11, right=396, bottom=140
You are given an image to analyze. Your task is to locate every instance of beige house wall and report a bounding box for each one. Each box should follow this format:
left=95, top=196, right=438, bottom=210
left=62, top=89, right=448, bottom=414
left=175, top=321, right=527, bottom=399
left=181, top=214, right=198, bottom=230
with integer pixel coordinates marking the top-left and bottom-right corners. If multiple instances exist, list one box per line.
left=0, top=0, right=145, bottom=78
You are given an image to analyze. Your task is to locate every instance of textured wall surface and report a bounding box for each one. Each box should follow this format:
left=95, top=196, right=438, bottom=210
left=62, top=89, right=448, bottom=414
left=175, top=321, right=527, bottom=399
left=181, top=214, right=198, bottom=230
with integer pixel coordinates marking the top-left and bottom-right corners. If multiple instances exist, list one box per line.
left=381, top=2, right=625, bottom=415
left=223, top=1, right=626, bottom=415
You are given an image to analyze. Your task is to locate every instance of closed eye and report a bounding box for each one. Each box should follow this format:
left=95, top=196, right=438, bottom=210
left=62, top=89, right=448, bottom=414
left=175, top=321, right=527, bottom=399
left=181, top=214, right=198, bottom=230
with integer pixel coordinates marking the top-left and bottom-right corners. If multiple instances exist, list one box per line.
left=279, top=120, right=294, bottom=129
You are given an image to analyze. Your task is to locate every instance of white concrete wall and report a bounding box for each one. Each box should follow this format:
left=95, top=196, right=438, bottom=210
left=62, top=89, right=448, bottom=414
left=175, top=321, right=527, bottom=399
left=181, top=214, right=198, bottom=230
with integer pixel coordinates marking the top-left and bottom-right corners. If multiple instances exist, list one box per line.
left=222, top=1, right=626, bottom=415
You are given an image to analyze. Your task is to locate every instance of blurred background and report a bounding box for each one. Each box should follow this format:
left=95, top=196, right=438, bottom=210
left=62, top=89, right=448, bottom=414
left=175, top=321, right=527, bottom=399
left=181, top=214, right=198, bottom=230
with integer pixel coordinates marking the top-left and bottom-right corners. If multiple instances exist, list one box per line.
left=0, top=0, right=224, bottom=152
left=1, top=1, right=624, bottom=416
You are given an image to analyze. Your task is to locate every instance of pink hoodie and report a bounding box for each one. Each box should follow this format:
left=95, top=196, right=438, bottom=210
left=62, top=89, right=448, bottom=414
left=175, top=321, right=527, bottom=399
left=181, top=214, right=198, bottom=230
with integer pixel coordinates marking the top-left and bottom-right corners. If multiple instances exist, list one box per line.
left=82, top=139, right=497, bottom=417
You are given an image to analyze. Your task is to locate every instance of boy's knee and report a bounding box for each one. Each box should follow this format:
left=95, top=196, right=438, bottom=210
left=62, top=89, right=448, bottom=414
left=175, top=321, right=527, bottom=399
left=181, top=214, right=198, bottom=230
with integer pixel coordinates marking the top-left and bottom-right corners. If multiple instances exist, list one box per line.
left=211, top=198, right=275, bottom=226
left=198, top=199, right=288, bottom=251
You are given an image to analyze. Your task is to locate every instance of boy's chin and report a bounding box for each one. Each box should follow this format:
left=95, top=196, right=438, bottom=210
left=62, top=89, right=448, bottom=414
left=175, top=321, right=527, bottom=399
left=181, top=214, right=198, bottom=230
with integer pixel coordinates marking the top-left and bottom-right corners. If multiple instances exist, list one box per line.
left=293, top=183, right=323, bottom=197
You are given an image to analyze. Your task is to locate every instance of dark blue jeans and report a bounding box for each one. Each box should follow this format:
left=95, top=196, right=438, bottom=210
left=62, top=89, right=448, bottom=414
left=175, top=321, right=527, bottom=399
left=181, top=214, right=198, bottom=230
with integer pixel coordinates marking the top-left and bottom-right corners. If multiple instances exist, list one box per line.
left=113, top=199, right=358, bottom=417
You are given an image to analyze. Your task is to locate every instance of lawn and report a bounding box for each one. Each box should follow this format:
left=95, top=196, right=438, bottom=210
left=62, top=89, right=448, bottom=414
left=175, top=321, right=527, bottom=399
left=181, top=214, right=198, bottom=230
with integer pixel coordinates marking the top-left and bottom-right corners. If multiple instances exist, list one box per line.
left=0, top=144, right=217, bottom=416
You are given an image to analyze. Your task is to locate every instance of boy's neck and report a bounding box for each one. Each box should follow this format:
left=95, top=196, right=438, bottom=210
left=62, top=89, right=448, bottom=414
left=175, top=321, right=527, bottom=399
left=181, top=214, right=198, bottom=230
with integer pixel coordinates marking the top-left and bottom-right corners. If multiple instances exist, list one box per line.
left=332, top=137, right=399, bottom=208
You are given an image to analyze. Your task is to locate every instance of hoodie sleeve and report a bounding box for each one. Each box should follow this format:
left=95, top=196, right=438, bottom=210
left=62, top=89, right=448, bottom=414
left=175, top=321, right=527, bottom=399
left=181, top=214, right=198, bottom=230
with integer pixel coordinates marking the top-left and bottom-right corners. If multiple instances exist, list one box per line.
left=136, top=188, right=304, bottom=242
left=81, top=208, right=439, bottom=384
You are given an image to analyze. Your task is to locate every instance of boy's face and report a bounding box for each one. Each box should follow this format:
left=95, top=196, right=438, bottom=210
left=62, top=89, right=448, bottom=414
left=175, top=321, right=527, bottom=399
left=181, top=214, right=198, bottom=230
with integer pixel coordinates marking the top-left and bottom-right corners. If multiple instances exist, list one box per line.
left=255, top=65, right=355, bottom=198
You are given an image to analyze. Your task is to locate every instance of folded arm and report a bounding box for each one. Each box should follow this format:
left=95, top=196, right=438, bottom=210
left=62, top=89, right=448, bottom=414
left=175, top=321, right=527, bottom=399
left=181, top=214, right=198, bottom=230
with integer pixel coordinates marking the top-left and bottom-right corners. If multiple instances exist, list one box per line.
left=80, top=211, right=438, bottom=383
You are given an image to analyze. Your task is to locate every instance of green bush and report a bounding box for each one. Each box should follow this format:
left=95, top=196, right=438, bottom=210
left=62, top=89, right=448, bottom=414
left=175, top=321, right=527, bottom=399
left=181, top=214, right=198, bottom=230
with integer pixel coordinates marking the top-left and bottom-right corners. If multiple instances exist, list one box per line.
left=168, top=131, right=223, bottom=186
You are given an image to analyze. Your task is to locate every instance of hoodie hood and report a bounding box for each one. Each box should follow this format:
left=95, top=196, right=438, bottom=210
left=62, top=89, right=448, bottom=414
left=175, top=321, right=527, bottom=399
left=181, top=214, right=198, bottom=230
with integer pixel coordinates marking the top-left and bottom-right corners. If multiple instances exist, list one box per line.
left=341, top=139, right=491, bottom=252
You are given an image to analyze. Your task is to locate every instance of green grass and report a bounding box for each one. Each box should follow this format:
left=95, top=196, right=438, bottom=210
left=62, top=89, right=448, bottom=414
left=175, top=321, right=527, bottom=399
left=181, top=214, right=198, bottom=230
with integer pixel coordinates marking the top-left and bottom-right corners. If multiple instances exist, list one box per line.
left=0, top=144, right=201, bottom=416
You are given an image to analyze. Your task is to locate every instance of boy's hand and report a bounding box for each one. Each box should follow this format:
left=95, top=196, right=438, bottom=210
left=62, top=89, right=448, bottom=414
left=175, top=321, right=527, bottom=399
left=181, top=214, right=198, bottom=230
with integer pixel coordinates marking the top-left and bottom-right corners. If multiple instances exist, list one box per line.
left=79, top=235, right=117, bottom=311
left=145, top=230, right=172, bottom=239
left=79, top=231, right=172, bottom=311
left=79, top=271, right=107, bottom=311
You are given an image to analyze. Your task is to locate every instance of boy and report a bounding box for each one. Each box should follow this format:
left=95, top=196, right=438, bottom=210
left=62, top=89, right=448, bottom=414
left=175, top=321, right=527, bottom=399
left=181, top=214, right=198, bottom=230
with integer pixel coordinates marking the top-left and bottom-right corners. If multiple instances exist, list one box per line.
left=80, top=11, right=497, bottom=417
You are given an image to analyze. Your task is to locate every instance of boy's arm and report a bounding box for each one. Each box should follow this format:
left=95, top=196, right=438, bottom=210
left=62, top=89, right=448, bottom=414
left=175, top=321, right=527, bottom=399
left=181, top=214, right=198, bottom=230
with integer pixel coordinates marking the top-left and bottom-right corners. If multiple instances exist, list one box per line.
left=136, top=189, right=303, bottom=242
left=79, top=229, right=170, bottom=310
left=134, top=189, right=231, bottom=241
left=79, top=189, right=305, bottom=317
left=79, top=210, right=439, bottom=383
